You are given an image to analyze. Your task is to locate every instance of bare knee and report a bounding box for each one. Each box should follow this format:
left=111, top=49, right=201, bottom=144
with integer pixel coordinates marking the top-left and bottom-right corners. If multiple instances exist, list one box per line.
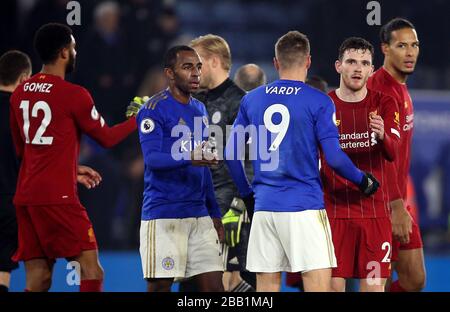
left=256, top=273, right=281, bottom=292
left=27, top=270, right=52, bottom=292
left=400, top=270, right=426, bottom=291
left=199, top=271, right=224, bottom=292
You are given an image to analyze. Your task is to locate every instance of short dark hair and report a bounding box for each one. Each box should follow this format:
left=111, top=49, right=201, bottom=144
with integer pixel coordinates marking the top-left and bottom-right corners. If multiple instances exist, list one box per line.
left=306, top=75, right=328, bottom=93
left=275, top=31, right=310, bottom=69
left=338, top=37, right=374, bottom=61
left=380, top=18, right=415, bottom=44
left=0, top=50, right=32, bottom=86
left=164, top=45, right=196, bottom=69
left=34, top=23, right=73, bottom=64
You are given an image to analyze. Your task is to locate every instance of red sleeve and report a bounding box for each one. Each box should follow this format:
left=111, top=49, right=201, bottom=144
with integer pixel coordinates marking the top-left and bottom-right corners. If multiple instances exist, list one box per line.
left=9, top=95, right=24, bottom=158
left=385, top=160, right=402, bottom=201
left=380, top=94, right=400, bottom=161
left=71, top=87, right=137, bottom=148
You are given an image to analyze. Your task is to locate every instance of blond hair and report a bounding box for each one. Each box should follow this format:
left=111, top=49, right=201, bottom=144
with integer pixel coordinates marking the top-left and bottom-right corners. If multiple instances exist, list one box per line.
left=275, top=31, right=310, bottom=69
left=190, top=34, right=231, bottom=72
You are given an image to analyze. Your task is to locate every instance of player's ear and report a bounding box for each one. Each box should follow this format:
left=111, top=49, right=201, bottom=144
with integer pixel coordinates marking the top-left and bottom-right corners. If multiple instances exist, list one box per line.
left=273, top=57, right=279, bottom=71
left=60, top=46, right=70, bottom=60
left=211, top=54, right=220, bottom=69
left=381, top=43, right=389, bottom=56
left=305, top=55, right=311, bottom=70
left=335, top=60, right=342, bottom=74
left=18, top=72, right=30, bottom=84
left=164, top=67, right=175, bottom=80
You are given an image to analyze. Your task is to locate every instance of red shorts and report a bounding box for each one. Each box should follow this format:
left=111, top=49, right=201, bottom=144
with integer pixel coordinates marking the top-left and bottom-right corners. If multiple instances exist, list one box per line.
left=330, top=218, right=392, bottom=279
left=391, top=206, right=423, bottom=262
left=13, top=204, right=97, bottom=261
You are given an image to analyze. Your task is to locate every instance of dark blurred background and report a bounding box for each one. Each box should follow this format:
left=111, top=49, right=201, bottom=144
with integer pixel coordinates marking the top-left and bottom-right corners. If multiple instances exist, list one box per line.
left=1, top=0, right=449, bottom=254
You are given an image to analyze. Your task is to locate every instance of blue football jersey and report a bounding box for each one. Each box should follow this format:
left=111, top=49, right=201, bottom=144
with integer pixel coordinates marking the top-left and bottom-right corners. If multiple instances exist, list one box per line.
left=232, top=79, right=339, bottom=212
left=137, top=89, right=219, bottom=220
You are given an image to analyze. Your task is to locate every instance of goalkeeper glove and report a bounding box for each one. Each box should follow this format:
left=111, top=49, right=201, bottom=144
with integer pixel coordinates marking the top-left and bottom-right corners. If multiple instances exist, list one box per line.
left=125, top=96, right=149, bottom=118
left=359, top=172, right=380, bottom=196
left=222, top=197, right=245, bottom=247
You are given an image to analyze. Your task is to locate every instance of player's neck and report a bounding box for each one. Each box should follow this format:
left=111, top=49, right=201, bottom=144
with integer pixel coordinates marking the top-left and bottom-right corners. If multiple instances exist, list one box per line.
left=41, top=64, right=66, bottom=80
left=208, top=71, right=229, bottom=90
left=278, top=71, right=306, bottom=82
left=336, top=86, right=367, bottom=103
left=383, top=62, right=407, bottom=84
left=169, top=86, right=190, bottom=104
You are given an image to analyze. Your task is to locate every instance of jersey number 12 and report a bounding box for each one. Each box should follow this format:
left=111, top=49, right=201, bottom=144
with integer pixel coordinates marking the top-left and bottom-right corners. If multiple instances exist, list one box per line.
left=19, top=100, right=53, bottom=145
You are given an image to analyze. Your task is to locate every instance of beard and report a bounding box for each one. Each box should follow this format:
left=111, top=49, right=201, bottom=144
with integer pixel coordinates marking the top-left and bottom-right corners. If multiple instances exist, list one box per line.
left=65, top=52, right=76, bottom=74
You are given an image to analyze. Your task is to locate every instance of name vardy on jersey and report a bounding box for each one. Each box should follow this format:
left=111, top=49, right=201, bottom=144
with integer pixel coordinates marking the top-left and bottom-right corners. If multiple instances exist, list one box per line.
left=23, top=82, right=53, bottom=93
left=177, top=295, right=273, bottom=310
left=265, top=85, right=301, bottom=95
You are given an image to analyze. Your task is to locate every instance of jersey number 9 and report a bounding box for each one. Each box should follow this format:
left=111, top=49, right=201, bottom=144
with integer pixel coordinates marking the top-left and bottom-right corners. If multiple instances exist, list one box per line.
left=263, top=104, right=290, bottom=151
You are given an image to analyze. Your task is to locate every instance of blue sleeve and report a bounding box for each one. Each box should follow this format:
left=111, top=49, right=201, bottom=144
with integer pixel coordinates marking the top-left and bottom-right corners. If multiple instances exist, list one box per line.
left=138, top=108, right=191, bottom=170
left=320, top=137, right=364, bottom=186
left=225, top=97, right=253, bottom=197
left=204, top=167, right=222, bottom=218
left=314, top=95, right=340, bottom=141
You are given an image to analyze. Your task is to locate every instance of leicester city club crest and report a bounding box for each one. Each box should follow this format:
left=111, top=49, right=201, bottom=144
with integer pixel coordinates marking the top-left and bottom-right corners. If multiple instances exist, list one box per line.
left=162, top=257, right=175, bottom=270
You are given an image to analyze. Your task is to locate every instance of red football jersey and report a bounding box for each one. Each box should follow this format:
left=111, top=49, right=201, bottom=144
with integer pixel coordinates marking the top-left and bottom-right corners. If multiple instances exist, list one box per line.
left=321, top=89, right=400, bottom=218
left=368, top=67, right=414, bottom=200
left=9, top=73, right=136, bottom=206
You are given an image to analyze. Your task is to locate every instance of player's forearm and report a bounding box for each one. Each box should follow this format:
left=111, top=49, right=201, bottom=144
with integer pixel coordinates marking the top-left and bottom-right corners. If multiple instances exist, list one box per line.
left=90, top=117, right=137, bottom=148
left=144, top=151, right=191, bottom=170
left=321, top=137, right=364, bottom=186
left=205, top=168, right=222, bottom=218
left=381, top=132, right=398, bottom=161
left=225, top=159, right=253, bottom=197
left=224, top=131, right=253, bottom=197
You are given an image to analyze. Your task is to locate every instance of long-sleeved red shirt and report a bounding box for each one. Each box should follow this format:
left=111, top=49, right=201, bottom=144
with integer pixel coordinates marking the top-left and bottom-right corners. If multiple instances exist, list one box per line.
left=321, top=89, right=400, bottom=218
left=9, top=73, right=136, bottom=206
left=368, top=67, right=414, bottom=201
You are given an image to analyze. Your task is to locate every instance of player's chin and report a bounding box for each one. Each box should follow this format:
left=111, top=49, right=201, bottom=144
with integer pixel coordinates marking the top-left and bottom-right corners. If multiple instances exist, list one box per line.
left=348, top=81, right=364, bottom=92
left=188, top=83, right=200, bottom=92
left=401, top=67, right=415, bottom=75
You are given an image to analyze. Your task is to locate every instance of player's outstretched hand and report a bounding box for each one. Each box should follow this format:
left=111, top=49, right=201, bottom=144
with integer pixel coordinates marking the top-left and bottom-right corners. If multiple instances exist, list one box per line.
left=242, top=192, right=255, bottom=221
left=125, top=96, right=149, bottom=119
left=191, top=141, right=219, bottom=166
left=77, top=165, right=102, bottom=189
left=212, top=217, right=225, bottom=243
left=358, top=172, right=380, bottom=196
left=390, top=199, right=413, bottom=244
left=222, top=197, right=245, bottom=247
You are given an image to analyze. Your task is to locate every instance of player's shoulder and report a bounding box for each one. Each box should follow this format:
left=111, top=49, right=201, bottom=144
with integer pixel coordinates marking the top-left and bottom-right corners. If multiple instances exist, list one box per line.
left=302, top=83, right=333, bottom=107
left=243, top=83, right=266, bottom=101
left=66, top=81, right=91, bottom=97
left=190, top=96, right=207, bottom=112
left=137, top=90, right=169, bottom=118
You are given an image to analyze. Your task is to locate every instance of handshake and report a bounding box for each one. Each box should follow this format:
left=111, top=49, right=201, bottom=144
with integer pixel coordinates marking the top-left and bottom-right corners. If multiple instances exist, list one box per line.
left=125, top=96, right=149, bottom=119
